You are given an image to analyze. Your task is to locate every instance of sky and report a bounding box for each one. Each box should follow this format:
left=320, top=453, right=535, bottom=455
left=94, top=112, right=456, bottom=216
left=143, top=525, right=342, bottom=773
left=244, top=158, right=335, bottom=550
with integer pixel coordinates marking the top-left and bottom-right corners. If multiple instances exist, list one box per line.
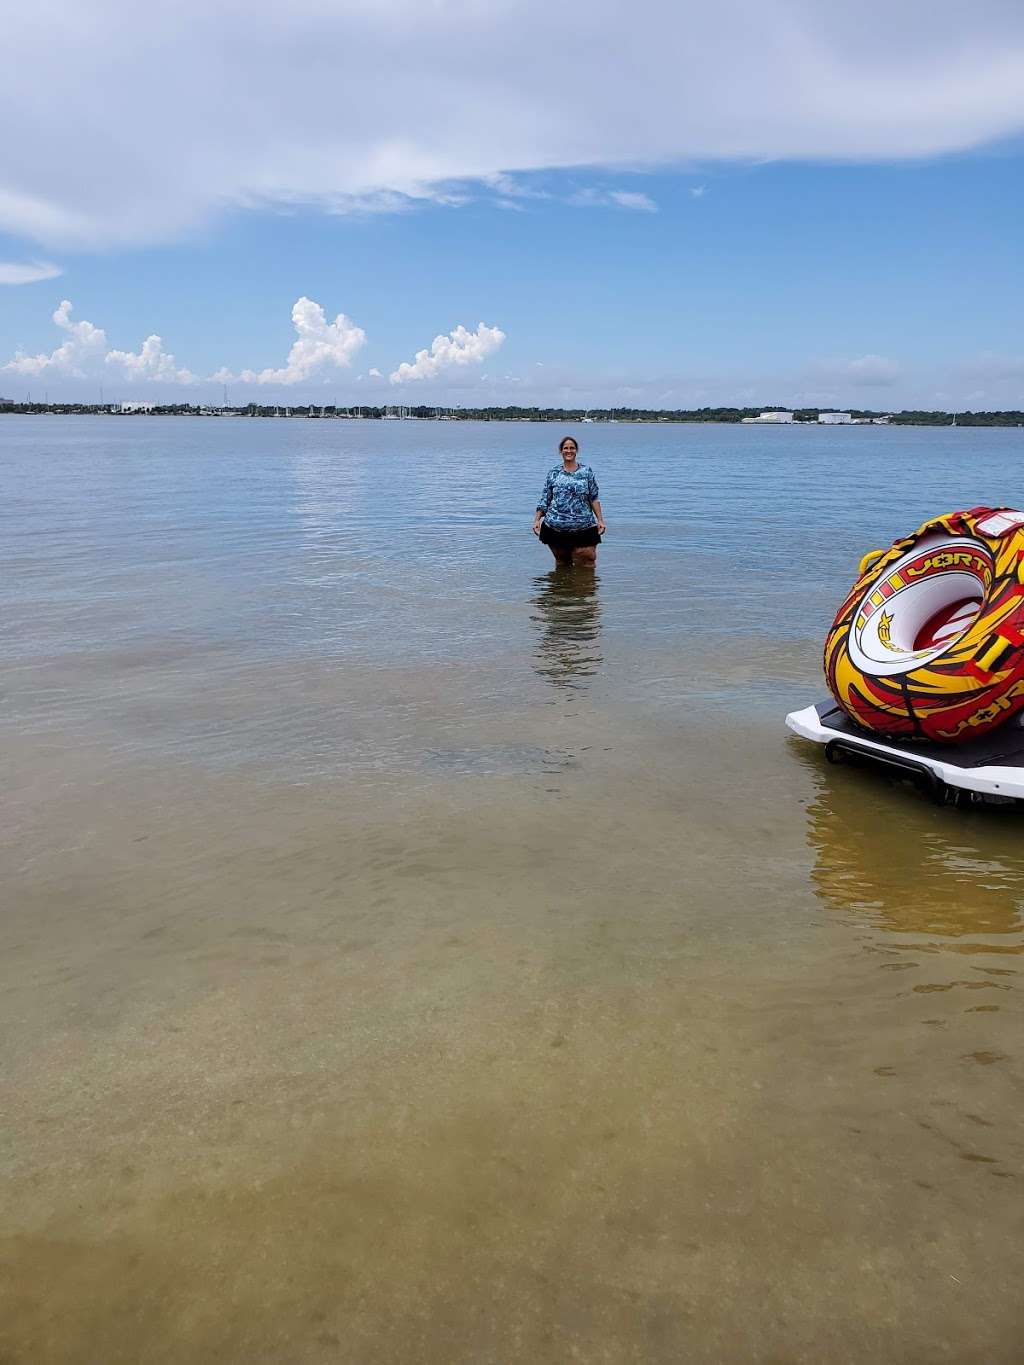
left=2, top=0, right=1024, bottom=409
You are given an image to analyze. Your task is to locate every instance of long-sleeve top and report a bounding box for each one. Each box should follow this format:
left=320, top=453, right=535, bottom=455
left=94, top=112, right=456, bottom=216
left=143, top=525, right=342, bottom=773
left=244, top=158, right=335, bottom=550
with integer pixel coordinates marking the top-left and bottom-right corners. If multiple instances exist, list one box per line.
left=536, top=464, right=600, bottom=531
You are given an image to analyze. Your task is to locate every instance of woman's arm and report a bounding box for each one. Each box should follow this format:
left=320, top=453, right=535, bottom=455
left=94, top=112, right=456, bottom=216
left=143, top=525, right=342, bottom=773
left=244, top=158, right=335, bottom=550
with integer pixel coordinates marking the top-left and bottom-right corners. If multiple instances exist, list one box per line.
left=533, top=471, right=553, bottom=534
left=586, top=468, right=605, bottom=533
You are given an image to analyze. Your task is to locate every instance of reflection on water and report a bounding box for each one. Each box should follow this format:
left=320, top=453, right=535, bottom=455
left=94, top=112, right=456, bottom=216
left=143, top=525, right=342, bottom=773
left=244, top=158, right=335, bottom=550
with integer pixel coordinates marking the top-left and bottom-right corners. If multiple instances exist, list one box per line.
left=802, top=752, right=1024, bottom=950
left=529, top=568, right=603, bottom=690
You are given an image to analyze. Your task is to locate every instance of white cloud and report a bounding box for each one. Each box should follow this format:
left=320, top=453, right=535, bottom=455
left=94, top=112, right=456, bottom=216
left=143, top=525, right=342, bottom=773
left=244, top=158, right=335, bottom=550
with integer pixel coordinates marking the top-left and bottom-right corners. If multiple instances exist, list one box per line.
left=218, top=297, right=366, bottom=386
left=689, top=185, right=707, bottom=198
left=107, top=334, right=195, bottom=383
left=368, top=367, right=382, bottom=378
left=568, top=188, right=658, bottom=212
left=810, top=354, right=903, bottom=387
left=0, top=260, right=62, bottom=286
left=608, top=191, right=658, bottom=212
left=2, top=298, right=194, bottom=382
left=390, top=323, right=506, bottom=384
left=482, top=173, right=550, bottom=204
left=960, top=352, right=1024, bottom=383
left=2, top=2, right=1024, bottom=249
left=3, top=299, right=107, bottom=376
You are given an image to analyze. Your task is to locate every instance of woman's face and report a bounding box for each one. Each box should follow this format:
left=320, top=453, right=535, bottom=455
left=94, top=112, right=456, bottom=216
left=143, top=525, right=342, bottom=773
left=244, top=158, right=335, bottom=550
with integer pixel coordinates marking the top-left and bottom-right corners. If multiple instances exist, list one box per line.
left=560, top=441, right=578, bottom=462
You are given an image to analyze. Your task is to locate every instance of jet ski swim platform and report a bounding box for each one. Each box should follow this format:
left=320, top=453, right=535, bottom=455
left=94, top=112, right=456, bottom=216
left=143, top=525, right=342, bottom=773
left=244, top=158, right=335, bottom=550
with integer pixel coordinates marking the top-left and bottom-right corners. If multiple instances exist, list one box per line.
left=787, top=700, right=1024, bottom=805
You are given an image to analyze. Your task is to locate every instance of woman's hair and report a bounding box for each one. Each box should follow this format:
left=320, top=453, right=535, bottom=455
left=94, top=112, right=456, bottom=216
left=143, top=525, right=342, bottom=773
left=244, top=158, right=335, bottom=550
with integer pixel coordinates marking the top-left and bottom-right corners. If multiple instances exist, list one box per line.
left=558, top=435, right=578, bottom=453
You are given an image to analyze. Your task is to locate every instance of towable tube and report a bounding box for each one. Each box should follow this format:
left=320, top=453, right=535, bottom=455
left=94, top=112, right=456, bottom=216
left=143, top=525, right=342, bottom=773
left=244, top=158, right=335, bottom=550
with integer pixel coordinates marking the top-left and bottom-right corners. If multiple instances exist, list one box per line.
left=825, top=507, right=1024, bottom=743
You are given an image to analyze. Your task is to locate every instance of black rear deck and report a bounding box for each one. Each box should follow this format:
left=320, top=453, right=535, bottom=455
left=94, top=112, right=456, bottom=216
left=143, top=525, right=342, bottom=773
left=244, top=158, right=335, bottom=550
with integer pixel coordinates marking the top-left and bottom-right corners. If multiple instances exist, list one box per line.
left=814, top=701, right=1024, bottom=770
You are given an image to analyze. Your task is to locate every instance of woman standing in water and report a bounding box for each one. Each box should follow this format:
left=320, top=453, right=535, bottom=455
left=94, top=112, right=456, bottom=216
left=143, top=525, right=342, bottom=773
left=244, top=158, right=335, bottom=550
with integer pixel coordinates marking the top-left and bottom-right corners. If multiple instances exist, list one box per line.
left=532, top=436, right=606, bottom=567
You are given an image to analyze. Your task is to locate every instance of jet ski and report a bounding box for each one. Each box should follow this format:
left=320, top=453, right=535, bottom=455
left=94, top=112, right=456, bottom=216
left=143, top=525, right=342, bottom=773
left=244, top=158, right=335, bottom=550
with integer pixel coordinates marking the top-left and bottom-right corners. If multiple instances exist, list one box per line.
left=786, top=699, right=1024, bottom=805
left=790, top=506, right=1024, bottom=805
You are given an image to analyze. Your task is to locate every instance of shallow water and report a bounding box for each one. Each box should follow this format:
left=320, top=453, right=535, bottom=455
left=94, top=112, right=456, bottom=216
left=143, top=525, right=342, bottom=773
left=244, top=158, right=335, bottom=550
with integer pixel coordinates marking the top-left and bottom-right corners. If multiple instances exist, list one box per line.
left=2, top=417, right=1022, bottom=1362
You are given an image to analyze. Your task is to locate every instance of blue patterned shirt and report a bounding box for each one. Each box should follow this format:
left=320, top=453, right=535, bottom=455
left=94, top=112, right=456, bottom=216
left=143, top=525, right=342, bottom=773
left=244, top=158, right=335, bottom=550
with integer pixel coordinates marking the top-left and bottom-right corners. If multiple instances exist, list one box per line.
left=536, top=463, right=600, bottom=530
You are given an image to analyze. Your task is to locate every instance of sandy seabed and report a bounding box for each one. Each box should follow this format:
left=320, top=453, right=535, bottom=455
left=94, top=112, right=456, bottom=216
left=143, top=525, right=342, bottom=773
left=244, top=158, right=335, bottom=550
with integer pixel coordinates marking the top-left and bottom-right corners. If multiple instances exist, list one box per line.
left=3, top=653, right=1022, bottom=1365
left=3, top=418, right=1022, bottom=1361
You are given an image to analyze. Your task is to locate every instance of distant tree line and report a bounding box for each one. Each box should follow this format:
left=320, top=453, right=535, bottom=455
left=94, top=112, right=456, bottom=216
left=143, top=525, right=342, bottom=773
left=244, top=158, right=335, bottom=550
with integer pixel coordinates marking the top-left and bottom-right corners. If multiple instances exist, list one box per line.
left=3, top=400, right=1023, bottom=426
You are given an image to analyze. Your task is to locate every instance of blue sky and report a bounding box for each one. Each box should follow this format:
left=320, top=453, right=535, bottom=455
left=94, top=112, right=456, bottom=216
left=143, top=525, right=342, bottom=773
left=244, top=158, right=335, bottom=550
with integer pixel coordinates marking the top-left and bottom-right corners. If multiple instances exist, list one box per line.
left=3, top=1, right=1024, bottom=408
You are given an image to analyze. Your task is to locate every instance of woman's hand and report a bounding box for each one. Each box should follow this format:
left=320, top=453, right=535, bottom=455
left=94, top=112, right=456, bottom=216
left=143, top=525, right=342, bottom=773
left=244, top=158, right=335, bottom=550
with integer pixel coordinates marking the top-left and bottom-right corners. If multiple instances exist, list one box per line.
left=532, top=519, right=542, bottom=536
left=596, top=519, right=606, bottom=535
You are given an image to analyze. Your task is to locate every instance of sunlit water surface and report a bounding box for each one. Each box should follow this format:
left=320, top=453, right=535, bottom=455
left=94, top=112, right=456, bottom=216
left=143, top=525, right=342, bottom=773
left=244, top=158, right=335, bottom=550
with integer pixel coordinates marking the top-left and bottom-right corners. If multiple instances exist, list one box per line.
left=2, top=417, right=1022, bottom=1363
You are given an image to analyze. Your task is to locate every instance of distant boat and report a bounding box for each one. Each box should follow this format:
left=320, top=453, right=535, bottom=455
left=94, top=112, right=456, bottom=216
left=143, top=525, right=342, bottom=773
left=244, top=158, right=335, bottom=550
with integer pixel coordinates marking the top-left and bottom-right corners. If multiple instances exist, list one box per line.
left=581, top=412, right=594, bottom=424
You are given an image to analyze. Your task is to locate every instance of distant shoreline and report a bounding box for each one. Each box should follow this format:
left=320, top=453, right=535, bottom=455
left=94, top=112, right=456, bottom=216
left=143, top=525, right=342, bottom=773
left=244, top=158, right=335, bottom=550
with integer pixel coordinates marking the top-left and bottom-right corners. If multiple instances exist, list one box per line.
left=2, top=402, right=1023, bottom=427
left=4, top=403, right=1024, bottom=428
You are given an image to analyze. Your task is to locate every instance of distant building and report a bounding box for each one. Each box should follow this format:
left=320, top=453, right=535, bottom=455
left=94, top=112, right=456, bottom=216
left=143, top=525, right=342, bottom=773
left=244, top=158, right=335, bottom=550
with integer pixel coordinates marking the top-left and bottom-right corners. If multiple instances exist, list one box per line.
left=0, top=397, right=14, bottom=408
left=818, top=412, right=853, bottom=425
left=741, top=410, right=795, bottom=424
left=120, top=401, right=155, bottom=413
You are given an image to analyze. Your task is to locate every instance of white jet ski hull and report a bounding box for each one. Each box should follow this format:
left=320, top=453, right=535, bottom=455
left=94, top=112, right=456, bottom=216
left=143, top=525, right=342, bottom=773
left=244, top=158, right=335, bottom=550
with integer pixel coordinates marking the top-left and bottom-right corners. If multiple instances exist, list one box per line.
left=786, top=700, right=1024, bottom=803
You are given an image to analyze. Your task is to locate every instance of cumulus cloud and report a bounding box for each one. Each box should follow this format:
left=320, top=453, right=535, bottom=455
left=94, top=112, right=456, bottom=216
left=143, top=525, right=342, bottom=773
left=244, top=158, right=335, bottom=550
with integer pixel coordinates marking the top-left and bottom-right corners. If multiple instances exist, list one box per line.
left=0, top=260, right=62, bottom=286
left=107, top=334, right=195, bottom=383
left=2, top=2, right=1024, bottom=249
left=2, top=299, right=194, bottom=382
left=3, top=300, right=107, bottom=376
left=217, top=297, right=366, bottom=385
left=390, top=323, right=506, bottom=384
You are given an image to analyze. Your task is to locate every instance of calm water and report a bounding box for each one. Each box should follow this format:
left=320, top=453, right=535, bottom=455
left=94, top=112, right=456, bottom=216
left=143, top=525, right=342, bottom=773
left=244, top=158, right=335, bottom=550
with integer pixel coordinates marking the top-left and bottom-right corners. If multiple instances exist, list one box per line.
left=2, top=416, right=1022, bottom=1363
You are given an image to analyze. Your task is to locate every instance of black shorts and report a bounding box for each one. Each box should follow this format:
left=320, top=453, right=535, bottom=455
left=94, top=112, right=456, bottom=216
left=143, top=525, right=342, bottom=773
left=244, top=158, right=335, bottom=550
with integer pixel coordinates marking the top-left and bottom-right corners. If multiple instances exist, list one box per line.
left=539, top=522, right=602, bottom=551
